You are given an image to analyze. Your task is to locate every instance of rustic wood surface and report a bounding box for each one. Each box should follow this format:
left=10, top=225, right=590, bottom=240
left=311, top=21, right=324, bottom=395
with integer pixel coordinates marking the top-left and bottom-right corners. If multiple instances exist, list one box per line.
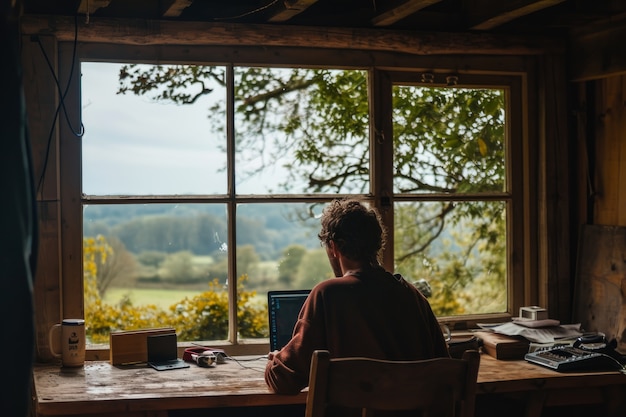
left=33, top=353, right=626, bottom=416
left=573, top=224, right=626, bottom=354
left=34, top=356, right=304, bottom=416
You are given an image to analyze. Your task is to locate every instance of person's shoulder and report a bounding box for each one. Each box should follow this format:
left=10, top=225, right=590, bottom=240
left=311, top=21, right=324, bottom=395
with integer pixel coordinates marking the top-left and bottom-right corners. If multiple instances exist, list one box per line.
left=311, top=277, right=344, bottom=291
left=309, top=276, right=358, bottom=296
left=387, top=272, right=430, bottom=298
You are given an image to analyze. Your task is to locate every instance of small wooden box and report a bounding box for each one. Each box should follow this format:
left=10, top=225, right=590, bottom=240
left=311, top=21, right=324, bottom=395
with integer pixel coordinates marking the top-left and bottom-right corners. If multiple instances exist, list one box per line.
left=109, top=327, right=175, bottom=365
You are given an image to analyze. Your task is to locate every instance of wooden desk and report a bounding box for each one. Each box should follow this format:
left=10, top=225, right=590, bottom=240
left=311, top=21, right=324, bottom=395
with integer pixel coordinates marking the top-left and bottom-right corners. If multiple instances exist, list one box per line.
left=477, top=354, right=626, bottom=417
left=32, top=354, right=626, bottom=417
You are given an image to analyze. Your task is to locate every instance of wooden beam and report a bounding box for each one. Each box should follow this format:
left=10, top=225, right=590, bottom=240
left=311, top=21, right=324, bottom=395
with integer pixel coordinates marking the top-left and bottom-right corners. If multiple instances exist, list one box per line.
left=20, top=15, right=560, bottom=56
left=569, top=13, right=626, bottom=81
left=372, top=0, right=442, bottom=27
left=468, top=0, right=566, bottom=31
left=268, top=0, right=319, bottom=22
left=164, top=0, right=193, bottom=17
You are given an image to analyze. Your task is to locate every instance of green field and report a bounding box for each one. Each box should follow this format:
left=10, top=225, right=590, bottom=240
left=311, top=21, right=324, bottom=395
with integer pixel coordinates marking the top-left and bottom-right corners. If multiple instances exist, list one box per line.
left=103, top=287, right=202, bottom=309
left=102, top=287, right=267, bottom=310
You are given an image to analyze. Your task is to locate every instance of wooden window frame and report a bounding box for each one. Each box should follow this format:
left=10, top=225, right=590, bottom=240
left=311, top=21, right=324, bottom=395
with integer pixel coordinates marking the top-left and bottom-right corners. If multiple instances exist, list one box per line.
left=52, top=39, right=540, bottom=355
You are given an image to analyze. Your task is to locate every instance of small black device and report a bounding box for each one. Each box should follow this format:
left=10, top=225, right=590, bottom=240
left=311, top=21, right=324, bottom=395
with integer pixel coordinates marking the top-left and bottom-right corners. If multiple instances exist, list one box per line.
left=267, top=289, right=310, bottom=352
left=147, top=333, right=190, bottom=371
left=524, top=345, right=623, bottom=372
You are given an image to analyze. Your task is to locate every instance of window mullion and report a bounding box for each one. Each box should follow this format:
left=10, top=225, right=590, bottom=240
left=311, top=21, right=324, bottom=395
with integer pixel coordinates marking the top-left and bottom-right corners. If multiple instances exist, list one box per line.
left=226, top=64, right=238, bottom=344
left=370, top=69, right=395, bottom=271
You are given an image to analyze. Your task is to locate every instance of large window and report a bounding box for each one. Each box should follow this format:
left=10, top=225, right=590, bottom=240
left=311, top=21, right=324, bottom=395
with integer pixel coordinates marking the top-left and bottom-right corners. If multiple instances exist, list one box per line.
left=72, top=49, right=527, bottom=350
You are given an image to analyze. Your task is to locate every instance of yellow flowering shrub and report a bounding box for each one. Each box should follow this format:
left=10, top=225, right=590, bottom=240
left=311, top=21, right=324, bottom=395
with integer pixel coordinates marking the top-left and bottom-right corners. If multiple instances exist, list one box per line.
left=83, top=237, right=268, bottom=344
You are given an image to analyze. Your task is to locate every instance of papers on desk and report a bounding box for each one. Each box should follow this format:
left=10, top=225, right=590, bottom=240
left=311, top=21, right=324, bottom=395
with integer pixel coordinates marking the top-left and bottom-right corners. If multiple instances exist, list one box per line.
left=512, top=317, right=561, bottom=328
left=477, top=321, right=583, bottom=344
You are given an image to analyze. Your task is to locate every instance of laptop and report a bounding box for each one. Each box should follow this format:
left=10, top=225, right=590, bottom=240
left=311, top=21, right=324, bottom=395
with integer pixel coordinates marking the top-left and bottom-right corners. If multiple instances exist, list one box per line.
left=268, top=289, right=311, bottom=352
left=147, top=333, right=190, bottom=371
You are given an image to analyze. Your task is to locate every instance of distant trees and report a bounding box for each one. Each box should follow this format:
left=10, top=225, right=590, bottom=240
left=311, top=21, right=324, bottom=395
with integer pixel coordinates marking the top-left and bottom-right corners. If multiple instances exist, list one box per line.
left=94, top=236, right=137, bottom=295
left=112, top=214, right=226, bottom=255
left=159, top=251, right=195, bottom=283
left=277, top=245, right=306, bottom=286
left=295, top=248, right=334, bottom=289
left=84, top=208, right=313, bottom=261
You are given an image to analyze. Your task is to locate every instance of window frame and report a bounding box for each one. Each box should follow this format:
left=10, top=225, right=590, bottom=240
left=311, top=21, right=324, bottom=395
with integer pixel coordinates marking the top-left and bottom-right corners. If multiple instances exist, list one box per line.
left=57, top=42, right=536, bottom=354
left=383, top=71, right=527, bottom=325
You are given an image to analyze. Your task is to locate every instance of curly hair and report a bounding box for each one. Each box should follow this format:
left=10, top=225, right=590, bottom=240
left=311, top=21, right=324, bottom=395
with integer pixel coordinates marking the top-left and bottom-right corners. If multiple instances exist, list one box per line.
left=318, top=199, right=387, bottom=266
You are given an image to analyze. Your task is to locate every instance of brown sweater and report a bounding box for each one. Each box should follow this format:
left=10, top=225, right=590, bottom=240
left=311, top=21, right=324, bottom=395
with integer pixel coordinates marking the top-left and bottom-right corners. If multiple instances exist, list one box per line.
left=264, top=268, right=450, bottom=394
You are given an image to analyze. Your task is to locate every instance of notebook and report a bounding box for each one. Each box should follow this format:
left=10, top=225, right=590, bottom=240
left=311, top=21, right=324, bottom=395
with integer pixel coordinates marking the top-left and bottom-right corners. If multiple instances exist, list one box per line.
left=268, top=289, right=311, bottom=351
left=147, top=333, right=190, bottom=371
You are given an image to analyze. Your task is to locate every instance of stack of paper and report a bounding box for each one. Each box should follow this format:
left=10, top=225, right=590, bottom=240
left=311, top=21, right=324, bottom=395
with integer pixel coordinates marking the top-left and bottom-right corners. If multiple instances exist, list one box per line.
left=478, top=321, right=583, bottom=344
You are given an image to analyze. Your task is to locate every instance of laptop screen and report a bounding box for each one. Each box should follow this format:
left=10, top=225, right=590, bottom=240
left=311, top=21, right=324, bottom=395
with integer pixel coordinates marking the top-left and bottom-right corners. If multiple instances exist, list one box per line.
left=268, top=289, right=311, bottom=351
left=147, top=333, right=178, bottom=362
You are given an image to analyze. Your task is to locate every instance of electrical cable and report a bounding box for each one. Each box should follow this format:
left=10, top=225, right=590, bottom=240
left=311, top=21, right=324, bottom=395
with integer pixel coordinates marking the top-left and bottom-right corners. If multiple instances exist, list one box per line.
left=35, top=12, right=84, bottom=195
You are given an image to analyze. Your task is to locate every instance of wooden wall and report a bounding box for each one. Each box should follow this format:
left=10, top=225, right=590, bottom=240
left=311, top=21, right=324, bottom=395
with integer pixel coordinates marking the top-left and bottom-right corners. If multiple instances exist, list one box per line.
left=592, top=75, right=626, bottom=225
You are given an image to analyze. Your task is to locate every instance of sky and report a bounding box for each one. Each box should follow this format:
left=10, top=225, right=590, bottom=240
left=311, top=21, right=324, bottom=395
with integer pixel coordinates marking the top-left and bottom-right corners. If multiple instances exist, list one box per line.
left=81, top=62, right=292, bottom=196
left=81, top=62, right=228, bottom=195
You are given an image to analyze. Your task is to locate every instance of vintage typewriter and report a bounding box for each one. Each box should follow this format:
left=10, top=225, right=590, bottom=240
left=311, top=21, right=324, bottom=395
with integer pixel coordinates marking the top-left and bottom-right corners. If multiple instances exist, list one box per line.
left=525, top=345, right=624, bottom=372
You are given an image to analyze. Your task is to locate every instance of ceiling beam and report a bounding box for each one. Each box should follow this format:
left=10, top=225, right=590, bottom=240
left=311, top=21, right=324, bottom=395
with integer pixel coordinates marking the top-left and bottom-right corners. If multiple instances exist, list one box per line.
left=468, top=0, right=566, bottom=30
left=569, top=12, right=626, bottom=81
left=164, top=0, right=193, bottom=17
left=21, top=15, right=560, bottom=56
left=268, top=0, right=319, bottom=22
left=372, top=0, right=443, bottom=27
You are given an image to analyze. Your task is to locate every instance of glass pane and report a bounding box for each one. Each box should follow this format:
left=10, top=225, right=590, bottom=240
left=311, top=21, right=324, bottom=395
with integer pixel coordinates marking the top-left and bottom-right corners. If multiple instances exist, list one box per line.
left=393, top=85, right=506, bottom=194
left=235, top=202, right=333, bottom=341
left=393, top=201, right=507, bottom=316
left=234, top=67, right=370, bottom=194
left=81, top=62, right=227, bottom=195
left=83, top=203, right=229, bottom=343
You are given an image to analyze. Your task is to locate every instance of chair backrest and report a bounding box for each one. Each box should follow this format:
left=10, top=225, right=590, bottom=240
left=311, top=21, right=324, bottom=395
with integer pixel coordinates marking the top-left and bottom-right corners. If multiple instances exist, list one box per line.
left=305, top=349, right=480, bottom=417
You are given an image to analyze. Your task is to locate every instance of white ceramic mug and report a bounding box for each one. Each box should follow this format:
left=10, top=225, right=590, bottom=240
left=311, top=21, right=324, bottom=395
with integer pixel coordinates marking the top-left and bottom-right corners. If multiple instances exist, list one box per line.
left=49, top=318, right=86, bottom=367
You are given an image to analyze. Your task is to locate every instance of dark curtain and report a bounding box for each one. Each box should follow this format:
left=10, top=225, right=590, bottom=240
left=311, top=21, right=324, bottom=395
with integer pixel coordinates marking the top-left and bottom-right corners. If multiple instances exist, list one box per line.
left=1, top=1, right=39, bottom=416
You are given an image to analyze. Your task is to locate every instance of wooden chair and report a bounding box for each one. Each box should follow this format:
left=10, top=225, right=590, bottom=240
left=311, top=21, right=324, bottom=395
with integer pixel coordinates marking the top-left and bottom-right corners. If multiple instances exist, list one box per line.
left=305, top=349, right=480, bottom=417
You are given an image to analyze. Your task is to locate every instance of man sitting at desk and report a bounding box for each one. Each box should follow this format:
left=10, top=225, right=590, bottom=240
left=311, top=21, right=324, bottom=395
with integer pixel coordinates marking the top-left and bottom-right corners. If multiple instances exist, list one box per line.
left=264, top=198, right=449, bottom=394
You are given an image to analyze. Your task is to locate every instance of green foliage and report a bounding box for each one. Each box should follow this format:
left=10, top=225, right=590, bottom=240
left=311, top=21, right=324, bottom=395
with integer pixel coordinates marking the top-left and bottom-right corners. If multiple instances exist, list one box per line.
left=159, top=250, right=195, bottom=282
left=84, top=237, right=267, bottom=344
left=168, top=277, right=267, bottom=341
left=112, top=213, right=226, bottom=255
left=236, top=245, right=261, bottom=279
left=277, top=244, right=307, bottom=286
left=137, top=250, right=168, bottom=268
left=392, top=86, right=504, bottom=194
left=295, top=248, right=334, bottom=289
left=94, top=236, right=138, bottom=294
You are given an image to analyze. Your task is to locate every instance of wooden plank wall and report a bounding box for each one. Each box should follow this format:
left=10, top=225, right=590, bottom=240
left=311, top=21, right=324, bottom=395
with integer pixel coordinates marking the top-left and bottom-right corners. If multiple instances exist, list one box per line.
left=21, top=35, right=63, bottom=361
left=593, top=75, right=626, bottom=226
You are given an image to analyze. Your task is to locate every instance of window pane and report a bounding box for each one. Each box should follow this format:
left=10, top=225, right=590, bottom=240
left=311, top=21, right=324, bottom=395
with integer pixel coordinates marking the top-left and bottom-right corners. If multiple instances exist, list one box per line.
left=393, top=86, right=506, bottom=194
left=234, top=67, right=370, bottom=194
left=81, top=62, right=227, bottom=195
left=83, top=203, right=229, bottom=343
left=393, top=201, right=507, bottom=316
left=235, top=202, right=333, bottom=341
